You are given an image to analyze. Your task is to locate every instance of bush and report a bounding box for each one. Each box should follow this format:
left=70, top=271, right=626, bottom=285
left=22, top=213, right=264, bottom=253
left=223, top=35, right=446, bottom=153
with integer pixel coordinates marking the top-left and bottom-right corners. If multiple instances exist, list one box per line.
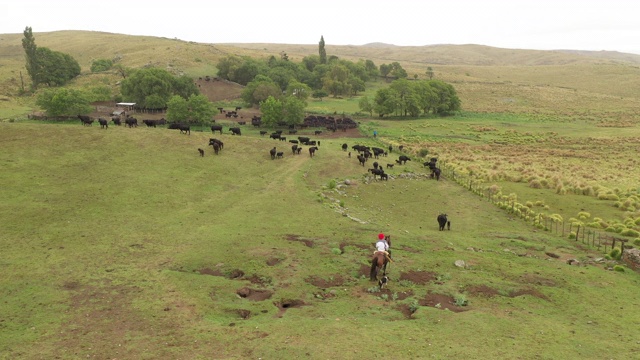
left=90, top=58, right=113, bottom=72
left=418, top=148, right=429, bottom=157
left=609, top=248, right=621, bottom=260
left=328, top=179, right=337, bottom=189
left=613, top=265, right=625, bottom=272
left=634, top=239, right=640, bottom=246
left=620, top=229, right=640, bottom=237
left=331, top=248, right=342, bottom=255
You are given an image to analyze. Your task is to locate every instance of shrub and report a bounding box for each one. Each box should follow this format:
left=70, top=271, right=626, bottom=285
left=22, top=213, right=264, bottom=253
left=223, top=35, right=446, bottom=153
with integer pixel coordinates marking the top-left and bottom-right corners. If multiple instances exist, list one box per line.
left=90, top=58, right=113, bottom=72
left=529, top=179, right=542, bottom=189
left=409, top=299, right=419, bottom=313
left=613, top=265, right=625, bottom=272
left=331, top=248, right=342, bottom=255
left=418, top=148, right=429, bottom=157
left=328, top=179, right=337, bottom=189
left=620, top=229, right=640, bottom=237
left=454, top=294, right=468, bottom=306
left=568, top=232, right=577, bottom=239
left=633, top=239, right=640, bottom=246
left=609, top=248, right=621, bottom=260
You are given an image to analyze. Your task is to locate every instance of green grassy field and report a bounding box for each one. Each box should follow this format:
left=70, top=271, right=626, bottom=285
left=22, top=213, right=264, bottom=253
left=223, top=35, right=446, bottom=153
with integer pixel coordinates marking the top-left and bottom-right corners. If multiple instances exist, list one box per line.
left=1, top=122, right=639, bottom=359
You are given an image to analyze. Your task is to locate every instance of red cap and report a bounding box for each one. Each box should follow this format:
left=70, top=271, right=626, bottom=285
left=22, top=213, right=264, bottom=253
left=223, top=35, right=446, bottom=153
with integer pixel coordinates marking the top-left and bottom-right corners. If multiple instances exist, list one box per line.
left=378, top=233, right=385, bottom=240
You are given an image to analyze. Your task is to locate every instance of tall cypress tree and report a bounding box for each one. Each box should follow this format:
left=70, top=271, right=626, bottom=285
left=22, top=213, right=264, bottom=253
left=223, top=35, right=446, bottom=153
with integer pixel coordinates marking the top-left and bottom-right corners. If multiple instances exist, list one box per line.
left=22, top=26, right=39, bottom=89
left=319, top=35, right=327, bottom=64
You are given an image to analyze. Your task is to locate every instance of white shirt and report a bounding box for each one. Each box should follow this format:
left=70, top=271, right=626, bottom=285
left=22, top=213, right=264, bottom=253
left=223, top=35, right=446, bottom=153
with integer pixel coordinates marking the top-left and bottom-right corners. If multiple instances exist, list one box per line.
left=375, top=240, right=389, bottom=252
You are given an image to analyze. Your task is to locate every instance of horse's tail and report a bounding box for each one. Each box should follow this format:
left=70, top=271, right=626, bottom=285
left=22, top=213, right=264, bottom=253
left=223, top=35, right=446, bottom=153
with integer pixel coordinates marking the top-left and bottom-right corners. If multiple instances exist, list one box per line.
left=370, top=257, right=378, bottom=281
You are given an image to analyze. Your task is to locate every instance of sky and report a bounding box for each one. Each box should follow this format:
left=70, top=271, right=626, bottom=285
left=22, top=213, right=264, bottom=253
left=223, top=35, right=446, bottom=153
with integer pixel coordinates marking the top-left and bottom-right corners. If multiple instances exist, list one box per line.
left=2, top=0, right=640, bottom=54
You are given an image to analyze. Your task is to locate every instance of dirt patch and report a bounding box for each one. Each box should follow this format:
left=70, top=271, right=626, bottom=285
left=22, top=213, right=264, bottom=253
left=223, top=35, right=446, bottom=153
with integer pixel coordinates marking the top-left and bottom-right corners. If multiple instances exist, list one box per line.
left=236, top=287, right=273, bottom=301
left=313, top=290, right=337, bottom=300
left=398, top=270, right=437, bottom=285
left=339, top=241, right=370, bottom=253
left=465, top=284, right=501, bottom=298
left=519, top=273, right=557, bottom=287
left=396, top=304, right=417, bottom=319
left=509, top=287, right=550, bottom=301
left=198, top=267, right=224, bottom=276
left=396, top=245, right=421, bottom=253
left=196, top=78, right=243, bottom=102
left=419, top=292, right=468, bottom=313
left=235, top=309, right=252, bottom=319
left=266, top=257, right=282, bottom=266
left=244, top=274, right=272, bottom=286
left=274, top=299, right=306, bottom=318
left=285, top=234, right=314, bottom=248
left=305, top=274, right=346, bottom=288
left=359, top=264, right=372, bottom=278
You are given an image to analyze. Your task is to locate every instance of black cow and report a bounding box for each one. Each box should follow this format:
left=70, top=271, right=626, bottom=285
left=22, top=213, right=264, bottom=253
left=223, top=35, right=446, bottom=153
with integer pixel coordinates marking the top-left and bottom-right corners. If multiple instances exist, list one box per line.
left=289, top=139, right=299, bottom=144
left=211, top=142, right=220, bottom=155
left=98, top=118, right=108, bottom=129
left=386, top=163, right=394, bottom=169
left=296, top=147, right=302, bottom=155
left=398, top=155, right=411, bottom=165
left=437, top=214, right=448, bottom=231
left=78, top=115, right=93, bottom=126
left=432, top=168, right=441, bottom=181
left=380, top=173, right=389, bottom=181
left=357, top=155, right=366, bottom=166
left=229, top=127, right=241, bottom=135
left=111, top=116, right=121, bottom=126
left=368, top=168, right=384, bottom=179
left=270, top=147, right=277, bottom=160
left=198, top=148, right=205, bottom=157
left=342, top=143, right=348, bottom=151
left=259, top=130, right=268, bottom=136
left=276, top=151, right=284, bottom=159
left=298, top=136, right=310, bottom=143
left=291, top=144, right=298, bottom=154
left=125, top=117, right=138, bottom=128
left=270, top=133, right=281, bottom=140
left=180, top=125, right=190, bottom=135
left=209, top=138, right=224, bottom=150
left=309, top=146, right=318, bottom=157
left=211, top=125, right=223, bottom=134
left=314, top=130, right=322, bottom=135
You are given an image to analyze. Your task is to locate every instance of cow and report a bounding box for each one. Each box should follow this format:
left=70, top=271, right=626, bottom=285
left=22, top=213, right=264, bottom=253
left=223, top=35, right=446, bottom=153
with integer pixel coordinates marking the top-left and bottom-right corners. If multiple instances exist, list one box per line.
left=276, top=151, right=284, bottom=159
left=288, top=129, right=298, bottom=135
left=298, top=136, right=310, bottom=144
left=143, top=119, right=158, bottom=128
left=368, top=168, right=385, bottom=179
left=78, top=115, right=93, bottom=126
left=357, top=155, right=366, bottom=166
left=211, top=125, right=223, bottom=134
left=309, top=146, right=318, bottom=157
left=289, top=140, right=299, bottom=144
left=209, top=138, right=224, bottom=150
left=380, top=173, right=388, bottom=181
left=211, top=142, right=220, bottom=155
left=296, top=147, right=302, bottom=155
left=432, top=167, right=441, bottom=181
left=270, top=133, right=281, bottom=140
left=342, top=143, right=348, bottom=151
left=386, top=163, right=394, bottom=169
left=437, top=214, right=448, bottom=231
left=270, top=147, right=277, bottom=160
left=125, top=117, right=138, bottom=128
left=229, top=127, right=241, bottom=135
left=398, top=155, right=411, bottom=165
left=259, top=130, right=268, bottom=136
left=98, top=118, right=108, bottom=129
left=373, top=161, right=379, bottom=170
left=111, top=116, right=121, bottom=126
left=179, top=125, right=190, bottom=134
left=314, top=130, right=322, bottom=135
left=198, top=148, right=205, bottom=157
left=291, top=144, right=298, bottom=154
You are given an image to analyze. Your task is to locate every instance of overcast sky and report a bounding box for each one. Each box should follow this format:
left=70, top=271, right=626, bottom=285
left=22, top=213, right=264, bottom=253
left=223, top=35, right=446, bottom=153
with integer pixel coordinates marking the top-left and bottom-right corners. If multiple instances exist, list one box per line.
left=2, top=0, right=640, bottom=54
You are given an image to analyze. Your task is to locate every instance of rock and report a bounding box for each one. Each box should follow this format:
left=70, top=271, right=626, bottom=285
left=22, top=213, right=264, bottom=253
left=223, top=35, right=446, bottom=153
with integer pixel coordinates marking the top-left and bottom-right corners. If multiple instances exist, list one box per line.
left=344, top=179, right=351, bottom=185
left=454, top=260, right=466, bottom=268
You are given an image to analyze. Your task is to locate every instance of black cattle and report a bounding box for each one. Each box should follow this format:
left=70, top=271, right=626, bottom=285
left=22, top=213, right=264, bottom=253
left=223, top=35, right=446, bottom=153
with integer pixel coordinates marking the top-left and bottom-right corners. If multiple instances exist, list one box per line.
left=125, top=117, right=138, bottom=128
left=229, top=127, right=241, bottom=135
left=386, top=163, right=394, bottom=169
left=309, top=146, right=318, bottom=157
left=211, top=125, right=223, bottom=134
left=298, top=136, right=310, bottom=144
left=270, top=133, right=281, bottom=140
left=368, top=168, right=385, bottom=179
left=198, top=148, right=205, bottom=157
left=211, top=142, right=220, bottom=155
left=296, top=147, right=302, bottom=155
left=291, top=144, right=298, bottom=154
left=372, top=147, right=385, bottom=159
left=260, top=130, right=268, bottom=136
left=111, top=116, right=121, bottom=126
left=314, top=130, right=322, bottom=135
left=398, top=155, right=411, bottom=164
left=180, top=125, right=190, bottom=134
left=98, top=118, right=108, bottom=129
left=143, top=119, right=158, bottom=127
left=342, top=143, right=348, bottom=151
left=437, top=214, right=448, bottom=231
left=289, top=139, right=299, bottom=144
left=288, top=129, right=298, bottom=134
left=372, top=161, right=379, bottom=169
left=279, top=137, right=287, bottom=142
left=380, top=173, right=388, bottom=181
left=270, top=147, right=277, bottom=160
left=388, top=145, right=393, bottom=152
left=276, top=151, right=284, bottom=159
left=78, top=115, right=93, bottom=126
left=209, top=138, right=224, bottom=153
left=357, top=155, right=366, bottom=166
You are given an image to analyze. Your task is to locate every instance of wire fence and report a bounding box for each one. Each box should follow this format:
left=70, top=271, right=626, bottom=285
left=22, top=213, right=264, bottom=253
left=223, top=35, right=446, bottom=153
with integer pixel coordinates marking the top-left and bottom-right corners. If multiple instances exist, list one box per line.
left=438, top=161, right=632, bottom=255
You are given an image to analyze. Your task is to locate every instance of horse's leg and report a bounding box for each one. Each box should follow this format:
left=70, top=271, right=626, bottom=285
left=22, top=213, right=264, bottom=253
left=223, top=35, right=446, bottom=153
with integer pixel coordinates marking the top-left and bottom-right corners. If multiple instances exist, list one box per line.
left=370, top=258, right=378, bottom=281
left=382, top=261, right=388, bottom=276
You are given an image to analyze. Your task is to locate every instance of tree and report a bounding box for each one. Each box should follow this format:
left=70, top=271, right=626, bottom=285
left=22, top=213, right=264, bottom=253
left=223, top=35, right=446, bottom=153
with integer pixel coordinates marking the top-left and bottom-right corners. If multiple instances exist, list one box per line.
left=259, top=96, right=283, bottom=127
left=312, top=89, right=328, bottom=101
left=36, top=88, right=92, bottom=117
left=358, top=95, right=374, bottom=116
left=379, top=63, right=392, bottom=81
left=91, top=59, right=113, bottom=73
left=113, top=64, right=130, bottom=79
left=426, top=67, right=434, bottom=80
left=319, top=36, right=327, bottom=64
left=242, top=75, right=281, bottom=106
left=364, top=59, right=379, bottom=78
left=188, top=94, right=215, bottom=123
left=390, top=62, right=408, bottom=79
left=172, top=75, right=200, bottom=100
left=286, top=80, right=311, bottom=102
left=22, top=26, right=38, bottom=89
left=347, top=76, right=365, bottom=96
left=282, top=96, right=305, bottom=127
left=166, top=95, right=189, bottom=122
left=120, top=68, right=194, bottom=109
left=34, top=47, right=81, bottom=87
left=216, top=55, right=243, bottom=81
left=302, top=55, right=320, bottom=72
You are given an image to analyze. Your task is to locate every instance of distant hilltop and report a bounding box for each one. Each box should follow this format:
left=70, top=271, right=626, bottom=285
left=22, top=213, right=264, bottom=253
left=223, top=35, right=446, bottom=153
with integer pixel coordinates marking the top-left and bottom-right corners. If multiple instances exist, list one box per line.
left=361, top=42, right=398, bottom=48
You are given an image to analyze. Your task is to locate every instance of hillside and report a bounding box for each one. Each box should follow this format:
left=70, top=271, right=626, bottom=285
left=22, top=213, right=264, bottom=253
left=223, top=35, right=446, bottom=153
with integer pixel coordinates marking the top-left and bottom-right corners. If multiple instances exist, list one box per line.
left=2, top=31, right=640, bottom=112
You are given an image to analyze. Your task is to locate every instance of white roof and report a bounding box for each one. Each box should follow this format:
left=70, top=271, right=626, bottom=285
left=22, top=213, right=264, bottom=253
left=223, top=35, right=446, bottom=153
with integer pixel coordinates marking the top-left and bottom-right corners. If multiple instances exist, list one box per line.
left=116, top=102, right=136, bottom=106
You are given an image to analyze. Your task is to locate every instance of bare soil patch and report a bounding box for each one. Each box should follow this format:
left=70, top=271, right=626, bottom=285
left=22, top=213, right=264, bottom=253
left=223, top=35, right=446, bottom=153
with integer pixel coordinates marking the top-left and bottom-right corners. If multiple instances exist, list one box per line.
left=419, top=292, right=468, bottom=313
left=236, top=287, right=273, bottom=301
left=274, top=299, right=306, bottom=318
left=465, top=284, right=501, bottom=298
left=285, top=234, right=315, bottom=247
left=398, top=270, right=437, bottom=285
left=305, top=274, right=346, bottom=288
left=198, top=267, right=224, bottom=276
left=509, top=287, right=550, bottom=301
left=266, top=257, right=283, bottom=266
left=397, top=303, right=416, bottom=319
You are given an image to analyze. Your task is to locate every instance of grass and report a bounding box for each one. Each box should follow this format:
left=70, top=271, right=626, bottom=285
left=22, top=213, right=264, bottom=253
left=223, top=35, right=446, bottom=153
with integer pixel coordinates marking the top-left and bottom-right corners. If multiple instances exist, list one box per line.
left=1, top=122, right=639, bottom=359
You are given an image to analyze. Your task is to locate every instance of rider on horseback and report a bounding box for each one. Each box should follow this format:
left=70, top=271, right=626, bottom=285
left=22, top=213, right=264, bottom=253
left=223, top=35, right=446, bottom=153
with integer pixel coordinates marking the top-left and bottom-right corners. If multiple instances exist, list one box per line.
left=375, top=233, right=391, bottom=260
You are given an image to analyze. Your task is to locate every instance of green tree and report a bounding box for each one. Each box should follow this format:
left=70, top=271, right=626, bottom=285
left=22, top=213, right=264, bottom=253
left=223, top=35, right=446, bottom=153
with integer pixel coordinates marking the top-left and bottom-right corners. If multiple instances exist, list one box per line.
left=216, top=55, right=243, bottom=81
left=36, top=88, right=92, bottom=117
left=22, top=26, right=38, bottom=89
left=89, top=86, right=112, bottom=102
left=188, top=94, right=215, bottom=123
left=33, top=47, right=81, bottom=87
left=426, top=66, right=434, bottom=80
left=312, top=89, right=328, bottom=101
left=358, top=95, right=374, bottom=116
left=242, top=75, right=281, bottom=106
left=113, top=64, right=130, bottom=79
left=347, top=76, right=365, bottom=96
left=120, top=68, right=182, bottom=108
left=286, top=80, right=311, bottom=102
left=172, top=75, right=200, bottom=100
left=302, top=55, right=321, bottom=72
left=90, top=59, right=113, bottom=73
left=282, top=96, right=305, bottom=127
left=427, top=79, right=461, bottom=114
left=259, top=96, right=283, bottom=127
left=373, top=87, right=400, bottom=117
left=390, top=62, right=408, bottom=79
left=364, top=59, right=379, bottom=78
left=319, top=36, right=327, bottom=64
left=323, top=64, right=350, bottom=97
left=379, top=63, right=392, bottom=81
left=166, top=95, right=189, bottom=122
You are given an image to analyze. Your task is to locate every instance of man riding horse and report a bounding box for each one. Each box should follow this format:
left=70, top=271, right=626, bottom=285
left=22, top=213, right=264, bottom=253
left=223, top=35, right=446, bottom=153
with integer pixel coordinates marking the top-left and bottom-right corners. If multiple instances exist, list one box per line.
left=370, top=233, right=392, bottom=283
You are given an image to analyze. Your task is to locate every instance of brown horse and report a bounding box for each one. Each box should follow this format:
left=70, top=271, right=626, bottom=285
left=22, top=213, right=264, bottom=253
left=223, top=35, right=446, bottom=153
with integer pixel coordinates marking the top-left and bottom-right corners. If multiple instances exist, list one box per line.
left=369, top=235, right=392, bottom=281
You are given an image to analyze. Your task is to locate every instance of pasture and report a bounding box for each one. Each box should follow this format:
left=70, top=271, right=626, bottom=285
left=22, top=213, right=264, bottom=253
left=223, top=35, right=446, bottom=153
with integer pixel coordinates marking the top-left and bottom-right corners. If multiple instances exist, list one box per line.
left=1, top=121, right=639, bottom=359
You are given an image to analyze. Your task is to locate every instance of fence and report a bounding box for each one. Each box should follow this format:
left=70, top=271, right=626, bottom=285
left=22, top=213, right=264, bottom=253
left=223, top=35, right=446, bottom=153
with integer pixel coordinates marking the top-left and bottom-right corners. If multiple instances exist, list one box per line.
left=438, top=160, right=631, bottom=255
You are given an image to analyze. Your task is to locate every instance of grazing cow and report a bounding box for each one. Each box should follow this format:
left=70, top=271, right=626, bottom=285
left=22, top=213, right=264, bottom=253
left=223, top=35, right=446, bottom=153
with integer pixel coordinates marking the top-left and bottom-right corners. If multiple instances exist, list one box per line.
left=143, top=119, right=158, bottom=128
left=276, top=151, right=284, bottom=159
left=357, top=155, right=366, bottom=166
left=125, top=117, right=138, bottom=128
left=229, top=127, right=241, bottom=136
left=180, top=125, right=190, bottom=134
left=211, top=125, right=223, bottom=134
left=78, top=115, right=93, bottom=126
left=270, top=133, right=281, bottom=140
left=314, top=130, right=322, bottom=135
left=373, top=161, right=379, bottom=170
left=380, top=173, right=388, bottom=181
left=111, top=116, right=121, bottom=126
left=279, top=137, right=287, bottom=142
left=386, top=163, right=394, bottom=169
left=398, top=155, right=411, bottom=164
left=432, top=167, right=441, bottom=181
left=368, top=168, right=385, bottom=179
left=289, top=139, right=299, bottom=144
left=211, top=142, right=220, bottom=155
left=209, top=138, right=224, bottom=150
left=437, top=214, right=448, bottom=231
left=372, top=147, right=385, bottom=158
left=270, top=147, right=277, bottom=160
left=198, top=148, right=205, bottom=157
left=98, top=118, right=108, bottom=129
left=291, top=144, right=298, bottom=154
left=298, top=136, right=310, bottom=144
left=296, top=147, right=302, bottom=155
left=288, top=129, right=298, bottom=135
left=342, top=143, right=348, bottom=151
left=259, top=130, right=267, bottom=136
left=309, top=146, right=318, bottom=157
